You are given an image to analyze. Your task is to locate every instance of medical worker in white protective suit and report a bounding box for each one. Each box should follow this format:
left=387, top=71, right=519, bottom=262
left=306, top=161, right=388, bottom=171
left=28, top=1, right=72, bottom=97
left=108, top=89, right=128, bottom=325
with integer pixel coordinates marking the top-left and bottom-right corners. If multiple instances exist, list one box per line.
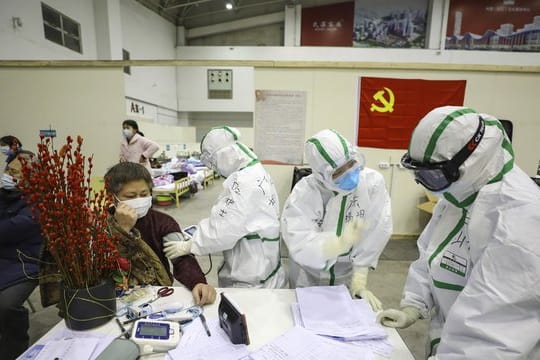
left=377, top=106, right=540, bottom=359
left=281, top=129, right=392, bottom=311
left=163, top=126, right=287, bottom=288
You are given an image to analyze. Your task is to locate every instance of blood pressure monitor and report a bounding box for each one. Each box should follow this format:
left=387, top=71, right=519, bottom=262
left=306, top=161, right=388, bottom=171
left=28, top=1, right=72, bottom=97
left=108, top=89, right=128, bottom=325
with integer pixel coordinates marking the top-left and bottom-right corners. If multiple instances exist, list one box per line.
left=131, top=319, right=182, bottom=352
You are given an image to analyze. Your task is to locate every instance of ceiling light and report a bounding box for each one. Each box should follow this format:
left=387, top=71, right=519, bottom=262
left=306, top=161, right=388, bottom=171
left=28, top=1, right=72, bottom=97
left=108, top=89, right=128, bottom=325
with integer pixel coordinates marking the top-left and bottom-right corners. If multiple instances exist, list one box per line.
left=225, top=1, right=233, bottom=10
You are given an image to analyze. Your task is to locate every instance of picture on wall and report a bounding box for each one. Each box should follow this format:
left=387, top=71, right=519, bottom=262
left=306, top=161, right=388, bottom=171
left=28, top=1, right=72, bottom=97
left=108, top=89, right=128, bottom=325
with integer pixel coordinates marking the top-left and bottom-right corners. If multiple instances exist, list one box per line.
left=357, top=77, right=466, bottom=149
left=446, top=0, right=540, bottom=52
left=353, top=0, right=428, bottom=48
left=301, top=2, right=355, bottom=47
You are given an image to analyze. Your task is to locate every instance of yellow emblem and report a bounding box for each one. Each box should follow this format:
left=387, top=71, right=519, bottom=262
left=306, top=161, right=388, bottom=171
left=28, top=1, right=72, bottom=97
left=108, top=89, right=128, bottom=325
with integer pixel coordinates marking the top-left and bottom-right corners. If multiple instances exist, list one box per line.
left=370, top=87, right=395, bottom=113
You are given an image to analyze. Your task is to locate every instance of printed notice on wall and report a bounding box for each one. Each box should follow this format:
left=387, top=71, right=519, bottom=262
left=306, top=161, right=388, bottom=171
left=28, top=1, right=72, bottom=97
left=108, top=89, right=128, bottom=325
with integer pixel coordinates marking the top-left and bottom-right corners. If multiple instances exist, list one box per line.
left=254, top=90, right=306, bottom=165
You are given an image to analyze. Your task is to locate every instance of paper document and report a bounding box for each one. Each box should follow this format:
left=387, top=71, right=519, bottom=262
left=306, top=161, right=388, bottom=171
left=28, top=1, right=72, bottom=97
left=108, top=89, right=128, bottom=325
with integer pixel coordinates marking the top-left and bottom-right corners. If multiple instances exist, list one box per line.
left=17, top=328, right=115, bottom=360
left=32, top=338, right=99, bottom=360
left=248, top=326, right=374, bottom=360
left=168, top=317, right=249, bottom=360
left=296, top=285, right=372, bottom=338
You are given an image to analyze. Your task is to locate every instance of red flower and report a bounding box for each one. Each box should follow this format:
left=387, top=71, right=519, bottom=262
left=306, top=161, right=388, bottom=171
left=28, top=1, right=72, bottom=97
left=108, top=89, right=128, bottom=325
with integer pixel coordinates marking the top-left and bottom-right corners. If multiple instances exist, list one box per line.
left=18, top=136, right=118, bottom=289
left=117, top=257, right=131, bottom=272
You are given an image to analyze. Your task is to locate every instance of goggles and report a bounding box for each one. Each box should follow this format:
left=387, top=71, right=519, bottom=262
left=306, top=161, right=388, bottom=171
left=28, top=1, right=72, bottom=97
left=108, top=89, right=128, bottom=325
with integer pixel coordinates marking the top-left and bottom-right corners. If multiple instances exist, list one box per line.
left=331, top=154, right=365, bottom=181
left=401, top=116, right=485, bottom=192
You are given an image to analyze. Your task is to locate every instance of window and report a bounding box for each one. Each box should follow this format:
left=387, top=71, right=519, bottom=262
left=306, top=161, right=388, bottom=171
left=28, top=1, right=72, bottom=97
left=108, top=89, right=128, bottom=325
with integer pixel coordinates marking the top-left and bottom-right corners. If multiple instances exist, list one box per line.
left=123, top=49, right=131, bottom=75
left=41, top=3, right=82, bottom=53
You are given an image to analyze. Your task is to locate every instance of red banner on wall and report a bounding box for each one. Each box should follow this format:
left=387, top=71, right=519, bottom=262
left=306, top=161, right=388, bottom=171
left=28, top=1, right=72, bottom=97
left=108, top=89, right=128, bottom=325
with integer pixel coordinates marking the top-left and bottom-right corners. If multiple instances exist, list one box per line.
left=301, top=2, right=354, bottom=46
left=358, top=77, right=466, bottom=149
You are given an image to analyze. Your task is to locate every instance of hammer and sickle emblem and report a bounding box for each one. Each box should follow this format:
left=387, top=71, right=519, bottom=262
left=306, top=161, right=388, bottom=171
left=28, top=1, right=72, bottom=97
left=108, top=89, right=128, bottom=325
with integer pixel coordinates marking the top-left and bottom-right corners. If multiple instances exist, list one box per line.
left=370, top=87, right=395, bottom=113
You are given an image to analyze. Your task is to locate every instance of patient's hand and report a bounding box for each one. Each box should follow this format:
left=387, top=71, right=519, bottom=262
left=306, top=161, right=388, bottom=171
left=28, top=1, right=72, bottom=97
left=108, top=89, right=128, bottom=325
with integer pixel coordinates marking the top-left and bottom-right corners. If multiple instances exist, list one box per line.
left=114, top=203, right=137, bottom=233
left=192, top=283, right=216, bottom=305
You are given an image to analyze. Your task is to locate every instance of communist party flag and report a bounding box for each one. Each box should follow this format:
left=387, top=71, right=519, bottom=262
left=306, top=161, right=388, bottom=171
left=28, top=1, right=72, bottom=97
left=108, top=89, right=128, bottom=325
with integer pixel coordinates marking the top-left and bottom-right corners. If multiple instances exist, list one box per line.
left=358, top=77, right=466, bottom=149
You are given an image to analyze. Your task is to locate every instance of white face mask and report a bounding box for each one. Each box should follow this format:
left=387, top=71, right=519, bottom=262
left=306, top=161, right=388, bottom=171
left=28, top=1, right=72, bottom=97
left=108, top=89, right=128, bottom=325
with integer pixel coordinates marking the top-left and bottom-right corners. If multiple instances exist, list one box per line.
left=1, top=173, right=17, bottom=190
left=119, top=196, right=152, bottom=218
left=123, top=129, right=134, bottom=139
left=1, top=146, right=10, bottom=155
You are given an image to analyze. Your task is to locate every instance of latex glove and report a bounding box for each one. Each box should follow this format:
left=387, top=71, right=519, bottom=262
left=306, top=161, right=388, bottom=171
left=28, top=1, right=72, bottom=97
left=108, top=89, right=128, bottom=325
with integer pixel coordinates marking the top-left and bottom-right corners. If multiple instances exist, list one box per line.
left=163, top=239, right=192, bottom=259
left=349, top=266, right=383, bottom=312
left=376, top=306, right=420, bottom=328
left=322, top=219, right=367, bottom=259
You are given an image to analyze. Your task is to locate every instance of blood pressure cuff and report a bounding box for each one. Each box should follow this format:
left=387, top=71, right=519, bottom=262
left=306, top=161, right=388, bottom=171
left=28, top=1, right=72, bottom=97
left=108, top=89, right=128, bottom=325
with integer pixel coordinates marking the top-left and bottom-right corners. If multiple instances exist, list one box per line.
left=95, top=339, right=139, bottom=360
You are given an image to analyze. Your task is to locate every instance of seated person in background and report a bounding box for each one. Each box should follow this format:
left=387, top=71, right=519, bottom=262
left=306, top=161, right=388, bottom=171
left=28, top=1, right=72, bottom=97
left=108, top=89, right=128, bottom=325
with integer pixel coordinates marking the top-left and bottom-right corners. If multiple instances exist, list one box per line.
left=0, top=151, right=42, bottom=359
left=1, top=135, right=23, bottom=164
left=162, top=126, right=287, bottom=288
left=104, top=162, right=216, bottom=305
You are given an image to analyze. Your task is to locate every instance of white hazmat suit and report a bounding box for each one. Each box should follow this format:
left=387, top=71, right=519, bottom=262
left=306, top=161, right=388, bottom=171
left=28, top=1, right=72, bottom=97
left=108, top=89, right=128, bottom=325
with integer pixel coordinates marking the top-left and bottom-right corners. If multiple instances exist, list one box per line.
left=281, top=129, right=392, bottom=309
left=163, top=126, right=287, bottom=288
left=378, top=106, right=540, bottom=359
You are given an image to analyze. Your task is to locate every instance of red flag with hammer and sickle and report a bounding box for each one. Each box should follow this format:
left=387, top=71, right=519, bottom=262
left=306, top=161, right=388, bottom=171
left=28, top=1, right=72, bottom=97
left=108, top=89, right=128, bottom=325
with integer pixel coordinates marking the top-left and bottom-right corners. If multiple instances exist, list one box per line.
left=358, top=77, right=466, bottom=149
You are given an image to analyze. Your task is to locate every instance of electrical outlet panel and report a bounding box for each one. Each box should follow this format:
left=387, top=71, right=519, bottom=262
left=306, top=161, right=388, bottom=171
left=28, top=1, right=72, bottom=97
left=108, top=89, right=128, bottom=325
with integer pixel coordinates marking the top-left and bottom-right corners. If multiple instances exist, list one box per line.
left=207, top=69, right=233, bottom=99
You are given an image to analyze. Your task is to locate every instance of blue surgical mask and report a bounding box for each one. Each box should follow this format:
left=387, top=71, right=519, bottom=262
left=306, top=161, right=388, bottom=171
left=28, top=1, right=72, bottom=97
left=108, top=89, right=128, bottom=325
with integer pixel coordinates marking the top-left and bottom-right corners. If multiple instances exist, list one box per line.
left=1, top=173, right=17, bottom=190
left=1, top=146, right=10, bottom=155
left=334, top=166, right=360, bottom=191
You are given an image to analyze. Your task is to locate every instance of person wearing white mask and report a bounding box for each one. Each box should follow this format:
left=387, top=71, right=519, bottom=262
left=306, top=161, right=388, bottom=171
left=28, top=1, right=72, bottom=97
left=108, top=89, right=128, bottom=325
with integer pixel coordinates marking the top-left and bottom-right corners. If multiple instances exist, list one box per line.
left=162, top=126, right=287, bottom=288
left=377, top=106, right=540, bottom=358
left=281, top=129, right=392, bottom=311
left=104, top=162, right=216, bottom=305
left=0, top=151, right=43, bottom=359
left=119, top=119, right=160, bottom=172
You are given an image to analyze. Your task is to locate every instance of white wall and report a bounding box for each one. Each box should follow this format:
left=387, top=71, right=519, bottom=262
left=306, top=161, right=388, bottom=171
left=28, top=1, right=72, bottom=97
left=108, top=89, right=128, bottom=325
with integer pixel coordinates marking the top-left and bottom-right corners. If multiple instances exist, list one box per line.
left=176, top=46, right=540, bottom=67
left=0, top=68, right=125, bottom=178
left=120, top=0, right=178, bottom=111
left=176, top=66, right=255, bottom=112
left=0, top=0, right=98, bottom=59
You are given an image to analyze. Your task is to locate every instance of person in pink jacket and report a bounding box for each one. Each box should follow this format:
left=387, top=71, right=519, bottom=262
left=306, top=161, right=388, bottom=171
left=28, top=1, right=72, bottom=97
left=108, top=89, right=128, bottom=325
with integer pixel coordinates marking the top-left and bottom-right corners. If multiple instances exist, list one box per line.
left=120, top=119, right=160, bottom=172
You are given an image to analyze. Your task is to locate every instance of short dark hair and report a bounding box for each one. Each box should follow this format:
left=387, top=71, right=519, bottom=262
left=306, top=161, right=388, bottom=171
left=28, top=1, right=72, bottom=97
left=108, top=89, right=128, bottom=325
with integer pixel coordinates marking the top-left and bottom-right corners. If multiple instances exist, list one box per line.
left=104, top=162, right=153, bottom=195
left=1, top=135, right=22, bottom=148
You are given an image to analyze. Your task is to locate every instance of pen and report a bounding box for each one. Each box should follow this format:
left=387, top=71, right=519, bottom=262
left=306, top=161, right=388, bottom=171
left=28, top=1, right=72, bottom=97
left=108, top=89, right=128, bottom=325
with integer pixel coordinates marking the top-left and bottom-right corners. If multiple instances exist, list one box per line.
left=115, top=317, right=131, bottom=339
left=200, top=313, right=211, bottom=337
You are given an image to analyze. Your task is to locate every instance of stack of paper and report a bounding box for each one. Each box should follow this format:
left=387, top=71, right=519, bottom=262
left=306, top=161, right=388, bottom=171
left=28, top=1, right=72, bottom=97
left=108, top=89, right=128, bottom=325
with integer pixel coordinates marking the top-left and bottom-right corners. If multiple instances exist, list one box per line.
left=168, top=317, right=250, bottom=360
left=18, top=328, right=115, bottom=360
left=293, top=285, right=392, bottom=358
left=248, top=326, right=374, bottom=360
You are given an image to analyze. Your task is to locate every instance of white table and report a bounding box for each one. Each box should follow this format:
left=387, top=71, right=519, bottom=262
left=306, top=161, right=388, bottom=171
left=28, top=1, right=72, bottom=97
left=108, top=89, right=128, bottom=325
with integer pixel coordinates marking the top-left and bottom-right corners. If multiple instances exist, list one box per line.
left=39, top=287, right=415, bottom=359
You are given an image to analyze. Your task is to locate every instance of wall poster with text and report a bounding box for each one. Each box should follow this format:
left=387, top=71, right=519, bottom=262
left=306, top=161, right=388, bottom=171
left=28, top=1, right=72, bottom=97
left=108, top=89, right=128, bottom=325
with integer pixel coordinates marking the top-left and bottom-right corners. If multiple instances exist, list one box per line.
left=353, top=0, right=428, bottom=48
left=446, top=0, right=540, bottom=52
left=254, top=90, right=306, bottom=165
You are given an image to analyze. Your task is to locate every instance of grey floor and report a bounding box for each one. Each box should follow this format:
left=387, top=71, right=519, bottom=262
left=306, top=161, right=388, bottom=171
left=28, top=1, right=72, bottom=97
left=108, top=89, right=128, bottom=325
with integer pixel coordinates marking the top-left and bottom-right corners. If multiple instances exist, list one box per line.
left=26, top=177, right=429, bottom=359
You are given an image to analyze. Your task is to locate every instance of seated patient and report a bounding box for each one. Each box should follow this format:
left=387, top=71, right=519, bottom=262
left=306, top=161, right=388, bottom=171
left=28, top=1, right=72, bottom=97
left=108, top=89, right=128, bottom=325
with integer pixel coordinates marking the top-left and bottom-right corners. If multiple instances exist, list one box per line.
left=0, top=151, right=42, bottom=359
left=105, top=162, right=216, bottom=305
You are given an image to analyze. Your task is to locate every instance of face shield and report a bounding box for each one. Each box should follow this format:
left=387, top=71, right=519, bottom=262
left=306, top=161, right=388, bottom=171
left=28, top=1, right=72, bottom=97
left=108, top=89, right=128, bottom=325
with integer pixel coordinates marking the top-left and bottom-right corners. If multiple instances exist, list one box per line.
left=401, top=116, right=485, bottom=192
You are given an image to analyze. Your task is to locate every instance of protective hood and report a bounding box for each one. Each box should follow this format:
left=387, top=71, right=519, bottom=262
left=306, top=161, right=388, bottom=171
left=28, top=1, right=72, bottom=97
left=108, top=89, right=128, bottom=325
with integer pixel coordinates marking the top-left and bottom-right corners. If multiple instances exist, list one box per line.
left=201, top=126, right=257, bottom=177
left=409, top=106, right=513, bottom=207
left=305, top=129, right=360, bottom=193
